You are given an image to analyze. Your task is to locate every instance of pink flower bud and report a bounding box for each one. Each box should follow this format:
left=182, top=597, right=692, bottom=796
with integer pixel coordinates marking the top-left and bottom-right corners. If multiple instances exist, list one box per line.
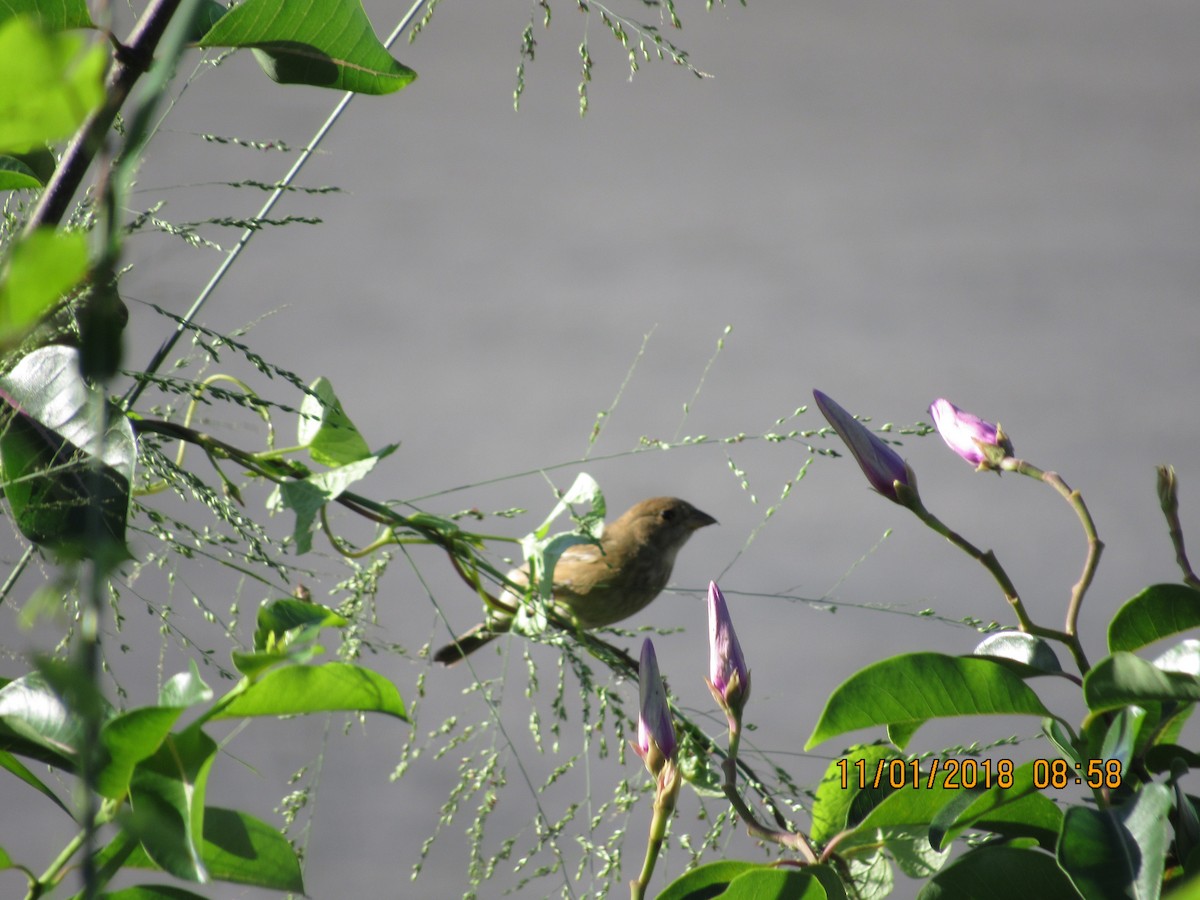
left=929, top=398, right=1013, bottom=470
left=635, top=639, right=676, bottom=772
left=707, top=582, right=749, bottom=714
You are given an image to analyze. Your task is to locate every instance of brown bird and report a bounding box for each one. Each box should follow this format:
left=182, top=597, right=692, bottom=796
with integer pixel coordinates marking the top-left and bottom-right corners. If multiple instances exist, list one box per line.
left=434, top=497, right=717, bottom=665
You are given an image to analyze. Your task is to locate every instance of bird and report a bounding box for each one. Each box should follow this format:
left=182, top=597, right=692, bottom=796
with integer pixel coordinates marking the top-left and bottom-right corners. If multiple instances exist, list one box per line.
left=434, top=496, right=717, bottom=665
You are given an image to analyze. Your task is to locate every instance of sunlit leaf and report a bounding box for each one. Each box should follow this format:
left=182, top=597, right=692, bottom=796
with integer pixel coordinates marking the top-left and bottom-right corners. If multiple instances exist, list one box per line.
left=806, top=653, right=1055, bottom=751
left=298, top=376, right=371, bottom=466
left=128, top=728, right=218, bottom=882
left=0, top=17, right=104, bottom=152
left=198, top=0, right=415, bottom=94
left=0, top=0, right=96, bottom=31
left=1108, top=584, right=1200, bottom=654
left=213, top=662, right=406, bottom=721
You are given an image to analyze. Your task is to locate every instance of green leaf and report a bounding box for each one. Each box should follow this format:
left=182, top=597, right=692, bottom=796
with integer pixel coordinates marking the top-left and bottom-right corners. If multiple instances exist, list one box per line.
left=0, top=228, right=87, bottom=344
left=197, top=0, right=416, bottom=94
left=0, top=0, right=96, bottom=31
left=1155, top=639, right=1200, bottom=675
left=298, top=376, right=372, bottom=466
left=811, top=744, right=902, bottom=844
left=0, top=345, right=135, bottom=556
left=97, top=707, right=187, bottom=800
left=657, top=862, right=842, bottom=900
left=723, top=868, right=828, bottom=899
left=847, top=850, right=893, bottom=900
left=95, top=667, right=212, bottom=799
left=159, top=661, right=213, bottom=709
left=252, top=597, right=348, bottom=651
left=128, top=729, right=218, bottom=882
left=934, top=760, right=1063, bottom=851
left=918, top=846, right=1082, bottom=900
left=0, top=17, right=105, bottom=152
left=1084, top=652, right=1200, bottom=714
left=0, top=153, right=45, bottom=190
left=1057, top=784, right=1172, bottom=900
left=805, top=653, right=1056, bottom=751
left=268, top=446, right=394, bottom=553
left=631, top=861, right=759, bottom=899
left=0, top=670, right=94, bottom=758
left=213, top=662, right=407, bottom=721
left=99, top=886, right=210, bottom=899
left=119, top=807, right=304, bottom=892
left=0, top=747, right=73, bottom=817
left=1108, top=584, right=1200, bottom=654
left=973, top=631, right=1063, bottom=675
left=197, top=807, right=304, bottom=891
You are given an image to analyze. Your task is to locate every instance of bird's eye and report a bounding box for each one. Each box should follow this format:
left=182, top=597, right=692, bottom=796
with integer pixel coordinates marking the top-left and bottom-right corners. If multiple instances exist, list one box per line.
left=660, top=507, right=677, bottom=522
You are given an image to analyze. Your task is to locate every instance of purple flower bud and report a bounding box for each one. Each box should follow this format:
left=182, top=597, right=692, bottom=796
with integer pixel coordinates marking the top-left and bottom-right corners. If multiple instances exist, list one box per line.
left=813, top=390, right=916, bottom=505
left=636, top=639, right=676, bottom=770
left=929, top=398, right=1013, bottom=470
left=707, top=582, right=749, bottom=714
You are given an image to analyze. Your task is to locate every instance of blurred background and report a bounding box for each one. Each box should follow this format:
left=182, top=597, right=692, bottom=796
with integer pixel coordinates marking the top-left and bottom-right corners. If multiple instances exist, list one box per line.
left=3, top=0, right=1200, bottom=896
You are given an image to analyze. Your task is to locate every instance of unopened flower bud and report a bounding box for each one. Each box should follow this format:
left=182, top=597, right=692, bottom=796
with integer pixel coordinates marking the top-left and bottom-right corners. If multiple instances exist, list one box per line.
left=929, top=398, right=1013, bottom=470
left=634, top=639, right=676, bottom=777
left=706, top=582, right=750, bottom=717
left=813, top=390, right=917, bottom=505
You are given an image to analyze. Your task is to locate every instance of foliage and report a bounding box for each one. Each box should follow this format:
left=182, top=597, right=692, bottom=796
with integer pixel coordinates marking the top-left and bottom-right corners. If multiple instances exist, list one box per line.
left=7, top=1, right=1199, bottom=899
left=0, top=1, right=752, bottom=898
left=648, top=395, right=1200, bottom=899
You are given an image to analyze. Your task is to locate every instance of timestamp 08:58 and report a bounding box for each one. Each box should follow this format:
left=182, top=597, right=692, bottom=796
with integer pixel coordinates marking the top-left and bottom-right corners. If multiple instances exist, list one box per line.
left=835, top=757, right=1124, bottom=791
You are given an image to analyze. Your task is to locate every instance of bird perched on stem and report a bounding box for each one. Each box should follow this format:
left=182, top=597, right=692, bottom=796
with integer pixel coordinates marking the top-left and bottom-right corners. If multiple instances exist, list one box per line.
left=434, top=497, right=716, bottom=665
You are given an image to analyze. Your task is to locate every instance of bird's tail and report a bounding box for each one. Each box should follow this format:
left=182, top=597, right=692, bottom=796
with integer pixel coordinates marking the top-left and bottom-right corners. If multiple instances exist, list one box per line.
left=433, top=623, right=499, bottom=666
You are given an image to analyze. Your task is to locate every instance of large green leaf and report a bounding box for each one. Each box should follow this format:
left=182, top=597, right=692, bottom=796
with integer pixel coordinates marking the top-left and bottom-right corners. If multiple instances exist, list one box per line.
left=99, top=887, right=209, bottom=900
left=657, top=861, right=845, bottom=900
left=0, top=747, right=72, bottom=817
left=918, top=846, right=1082, bottom=900
left=128, top=728, right=219, bottom=882
left=198, top=807, right=304, bottom=892
left=0, top=0, right=96, bottom=31
left=0, top=228, right=87, bottom=345
left=931, top=760, right=1063, bottom=851
left=722, top=868, right=829, bottom=899
left=115, top=807, right=304, bottom=892
left=806, top=653, right=1056, bottom=750
left=0, top=16, right=105, bottom=152
left=0, top=670, right=97, bottom=758
left=1084, top=652, right=1200, bottom=714
left=198, top=0, right=416, bottom=95
left=213, top=662, right=407, bottom=721
left=0, top=345, right=135, bottom=555
left=0, top=152, right=47, bottom=190
left=1109, top=584, right=1200, bottom=654
left=95, top=666, right=212, bottom=799
left=811, top=744, right=902, bottom=845
left=1057, top=784, right=1172, bottom=900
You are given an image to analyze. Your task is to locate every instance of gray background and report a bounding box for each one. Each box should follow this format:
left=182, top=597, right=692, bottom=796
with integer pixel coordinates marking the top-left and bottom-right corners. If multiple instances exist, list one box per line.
left=3, top=0, right=1200, bottom=896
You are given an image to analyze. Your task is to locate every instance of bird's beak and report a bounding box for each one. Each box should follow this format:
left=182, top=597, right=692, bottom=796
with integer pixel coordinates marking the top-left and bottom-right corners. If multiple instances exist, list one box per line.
left=691, top=509, right=718, bottom=530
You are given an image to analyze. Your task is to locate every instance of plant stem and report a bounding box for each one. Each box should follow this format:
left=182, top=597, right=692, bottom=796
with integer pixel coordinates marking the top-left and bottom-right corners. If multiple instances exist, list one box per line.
left=24, top=0, right=185, bottom=236
left=1001, top=459, right=1099, bottom=674
left=630, top=764, right=680, bottom=900
left=718, top=719, right=818, bottom=862
left=906, top=497, right=1048, bottom=638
